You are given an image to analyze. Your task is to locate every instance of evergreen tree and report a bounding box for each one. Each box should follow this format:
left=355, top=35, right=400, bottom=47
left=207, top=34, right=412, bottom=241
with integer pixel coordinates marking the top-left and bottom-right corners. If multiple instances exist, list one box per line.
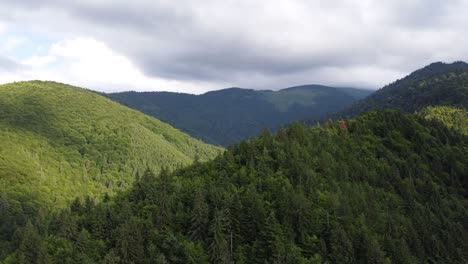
left=155, top=168, right=173, bottom=230
left=189, top=190, right=209, bottom=242
left=209, top=211, right=231, bottom=264
left=14, top=221, right=48, bottom=264
left=330, top=225, right=354, bottom=264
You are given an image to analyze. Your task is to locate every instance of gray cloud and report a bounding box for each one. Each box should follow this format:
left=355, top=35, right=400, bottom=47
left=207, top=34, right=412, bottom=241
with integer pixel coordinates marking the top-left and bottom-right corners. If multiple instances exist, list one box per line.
left=0, top=56, right=24, bottom=72
left=1, top=0, right=468, bottom=91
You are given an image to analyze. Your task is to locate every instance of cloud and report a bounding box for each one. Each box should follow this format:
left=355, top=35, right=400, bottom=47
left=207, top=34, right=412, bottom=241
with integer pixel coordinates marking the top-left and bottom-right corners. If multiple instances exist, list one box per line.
left=0, top=22, right=6, bottom=35
left=0, top=56, right=24, bottom=71
left=1, top=36, right=26, bottom=51
left=0, top=0, right=467, bottom=92
left=2, top=37, right=219, bottom=93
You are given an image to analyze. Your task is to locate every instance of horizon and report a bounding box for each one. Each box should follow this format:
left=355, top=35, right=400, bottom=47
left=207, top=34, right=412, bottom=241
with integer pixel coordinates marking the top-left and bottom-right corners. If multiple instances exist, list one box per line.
left=1, top=80, right=376, bottom=95
left=4, top=60, right=461, bottom=95
left=1, top=1, right=468, bottom=93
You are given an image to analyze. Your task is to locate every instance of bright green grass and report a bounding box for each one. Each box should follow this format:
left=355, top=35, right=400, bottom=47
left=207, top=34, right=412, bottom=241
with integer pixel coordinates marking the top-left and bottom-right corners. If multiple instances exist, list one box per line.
left=0, top=81, right=222, bottom=210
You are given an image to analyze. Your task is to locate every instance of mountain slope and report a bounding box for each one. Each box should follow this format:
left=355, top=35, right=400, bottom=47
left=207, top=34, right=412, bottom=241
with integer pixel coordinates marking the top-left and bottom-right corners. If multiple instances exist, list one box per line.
left=5, top=109, right=466, bottom=263
left=341, top=61, right=468, bottom=117
left=106, top=84, right=372, bottom=146
left=418, top=106, right=468, bottom=136
left=0, top=81, right=222, bottom=211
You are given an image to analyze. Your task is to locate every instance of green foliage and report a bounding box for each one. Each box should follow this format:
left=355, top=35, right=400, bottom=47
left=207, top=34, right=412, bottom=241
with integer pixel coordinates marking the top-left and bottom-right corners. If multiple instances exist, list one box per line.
left=0, top=81, right=222, bottom=258
left=106, top=85, right=371, bottom=146
left=3, top=110, right=466, bottom=263
left=418, top=106, right=468, bottom=135
left=342, top=61, right=468, bottom=117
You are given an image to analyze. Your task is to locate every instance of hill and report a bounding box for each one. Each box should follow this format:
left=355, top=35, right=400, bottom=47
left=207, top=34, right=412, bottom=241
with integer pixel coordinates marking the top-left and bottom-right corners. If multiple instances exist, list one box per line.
left=0, top=81, right=221, bottom=211
left=340, top=61, right=468, bottom=117
left=3, top=108, right=466, bottom=263
left=106, top=84, right=372, bottom=146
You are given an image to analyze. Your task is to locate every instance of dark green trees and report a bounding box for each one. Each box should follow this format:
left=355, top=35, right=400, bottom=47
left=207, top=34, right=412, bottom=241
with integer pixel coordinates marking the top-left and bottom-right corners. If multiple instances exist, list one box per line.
left=1, top=108, right=467, bottom=263
left=189, top=191, right=209, bottom=242
left=13, top=221, right=48, bottom=264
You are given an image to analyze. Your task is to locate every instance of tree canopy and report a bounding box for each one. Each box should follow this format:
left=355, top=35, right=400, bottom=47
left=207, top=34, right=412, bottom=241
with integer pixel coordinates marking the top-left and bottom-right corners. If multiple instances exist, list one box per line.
left=2, top=108, right=466, bottom=263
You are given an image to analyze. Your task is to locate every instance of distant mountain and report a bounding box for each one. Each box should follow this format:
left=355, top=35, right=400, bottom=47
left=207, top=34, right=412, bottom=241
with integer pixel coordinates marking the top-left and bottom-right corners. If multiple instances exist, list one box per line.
left=0, top=81, right=221, bottom=212
left=106, top=85, right=372, bottom=146
left=340, top=61, right=468, bottom=117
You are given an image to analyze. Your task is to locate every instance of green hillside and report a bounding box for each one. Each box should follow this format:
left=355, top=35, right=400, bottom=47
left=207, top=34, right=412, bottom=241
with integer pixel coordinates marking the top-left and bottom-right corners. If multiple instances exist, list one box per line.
left=3, top=109, right=466, bottom=263
left=341, top=62, right=468, bottom=117
left=418, top=106, right=468, bottom=136
left=0, top=81, right=222, bottom=211
left=106, top=85, right=371, bottom=146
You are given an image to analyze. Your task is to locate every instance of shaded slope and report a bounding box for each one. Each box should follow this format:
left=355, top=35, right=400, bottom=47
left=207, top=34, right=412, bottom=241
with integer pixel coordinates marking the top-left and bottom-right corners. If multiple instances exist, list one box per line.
left=106, top=84, right=371, bottom=146
left=341, top=61, right=468, bottom=117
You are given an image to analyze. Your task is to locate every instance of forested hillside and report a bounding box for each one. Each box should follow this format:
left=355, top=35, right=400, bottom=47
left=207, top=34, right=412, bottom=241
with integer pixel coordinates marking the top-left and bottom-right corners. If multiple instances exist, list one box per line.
left=418, top=106, right=468, bottom=136
left=0, top=81, right=222, bottom=258
left=3, top=108, right=466, bottom=263
left=106, top=85, right=371, bottom=146
left=341, top=62, right=468, bottom=117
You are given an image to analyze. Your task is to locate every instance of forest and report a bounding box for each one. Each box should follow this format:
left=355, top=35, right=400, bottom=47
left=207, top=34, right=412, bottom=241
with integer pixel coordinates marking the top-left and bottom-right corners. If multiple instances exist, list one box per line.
left=0, top=80, right=222, bottom=263
left=340, top=62, right=468, bottom=118
left=1, top=0, right=468, bottom=262
left=1, top=107, right=466, bottom=263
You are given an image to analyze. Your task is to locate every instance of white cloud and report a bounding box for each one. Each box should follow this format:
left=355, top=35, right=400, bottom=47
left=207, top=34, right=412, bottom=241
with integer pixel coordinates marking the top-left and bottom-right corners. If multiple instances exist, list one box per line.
left=2, top=37, right=219, bottom=93
left=0, top=22, right=6, bottom=35
left=0, top=36, right=26, bottom=51
left=21, top=55, right=56, bottom=68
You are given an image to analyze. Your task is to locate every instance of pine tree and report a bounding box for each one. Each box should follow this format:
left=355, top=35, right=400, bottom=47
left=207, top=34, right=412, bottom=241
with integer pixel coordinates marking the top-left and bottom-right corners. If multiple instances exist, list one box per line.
left=366, top=237, right=390, bottom=264
left=55, top=211, right=78, bottom=240
left=15, top=221, right=48, bottom=264
left=209, top=210, right=230, bottom=264
left=117, top=219, right=145, bottom=264
left=189, top=190, right=209, bottom=242
left=156, top=168, right=173, bottom=230
left=330, top=225, right=354, bottom=264
left=262, top=211, right=286, bottom=263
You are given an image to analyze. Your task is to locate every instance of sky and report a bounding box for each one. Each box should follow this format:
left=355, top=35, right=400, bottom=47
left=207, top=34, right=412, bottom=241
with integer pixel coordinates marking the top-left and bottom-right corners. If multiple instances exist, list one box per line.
left=0, top=0, right=467, bottom=94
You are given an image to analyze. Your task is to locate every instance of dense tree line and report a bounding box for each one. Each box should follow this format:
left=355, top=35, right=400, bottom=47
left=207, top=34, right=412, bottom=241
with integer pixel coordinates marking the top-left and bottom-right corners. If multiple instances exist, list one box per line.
left=2, top=109, right=466, bottom=263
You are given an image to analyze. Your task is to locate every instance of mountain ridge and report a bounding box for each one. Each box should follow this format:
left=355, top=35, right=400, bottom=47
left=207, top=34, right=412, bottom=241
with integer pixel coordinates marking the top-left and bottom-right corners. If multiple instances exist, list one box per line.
left=339, top=61, right=468, bottom=117
left=106, top=84, right=372, bottom=146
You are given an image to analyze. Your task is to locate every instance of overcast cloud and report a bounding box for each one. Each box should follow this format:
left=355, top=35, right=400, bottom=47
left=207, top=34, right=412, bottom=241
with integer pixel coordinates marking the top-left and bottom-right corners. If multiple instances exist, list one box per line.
left=0, top=0, right=467, bottom=93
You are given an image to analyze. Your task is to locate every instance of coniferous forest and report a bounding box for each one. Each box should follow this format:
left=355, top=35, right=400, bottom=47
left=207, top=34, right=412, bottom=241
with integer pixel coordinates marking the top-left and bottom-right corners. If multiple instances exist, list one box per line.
left=1, top=105, right=467, bottom=263
left=2, top=1, right=468, bottom=263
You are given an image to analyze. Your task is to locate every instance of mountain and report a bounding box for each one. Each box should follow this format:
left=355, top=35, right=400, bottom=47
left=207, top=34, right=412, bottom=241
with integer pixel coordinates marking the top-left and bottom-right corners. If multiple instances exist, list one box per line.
left=106, top=84, right=372, bottom=146
left=0, top=81, right=221, bottom=212
left=340, top=61, right=468, bottom=117
left=3, top=109, right=466, bottom=263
